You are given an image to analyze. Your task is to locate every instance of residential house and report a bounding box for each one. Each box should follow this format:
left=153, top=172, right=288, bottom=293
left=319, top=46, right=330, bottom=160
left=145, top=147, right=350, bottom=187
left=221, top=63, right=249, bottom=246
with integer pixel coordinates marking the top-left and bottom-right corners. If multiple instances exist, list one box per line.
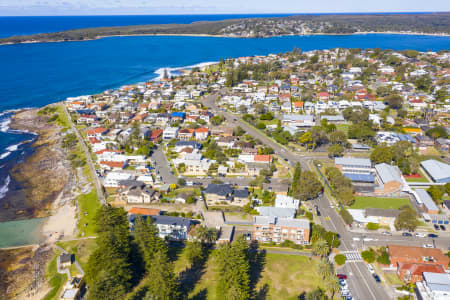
left=120, top=182, right=160, bottom=204
left=129, top=215, right=191, bottom=241
left=163, top=127, right=179, bottom=140
left=388, top=245, right=450, bottom=270
left=416, top=272, right=450, bottom=300
left=194, top=127, right=209, bottom=140
left=275, top=195, right=300, bottom=209
left=204, top=184, right=234, bottom=206
left=397, top=263, right=446, bottom=283
left=233, top=189, right=250, bottom=206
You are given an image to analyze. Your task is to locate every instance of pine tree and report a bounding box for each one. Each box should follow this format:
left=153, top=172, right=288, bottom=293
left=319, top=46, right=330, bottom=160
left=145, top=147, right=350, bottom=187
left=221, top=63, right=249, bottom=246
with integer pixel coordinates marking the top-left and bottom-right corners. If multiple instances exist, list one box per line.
left=145, top=250, right=179, bottom=300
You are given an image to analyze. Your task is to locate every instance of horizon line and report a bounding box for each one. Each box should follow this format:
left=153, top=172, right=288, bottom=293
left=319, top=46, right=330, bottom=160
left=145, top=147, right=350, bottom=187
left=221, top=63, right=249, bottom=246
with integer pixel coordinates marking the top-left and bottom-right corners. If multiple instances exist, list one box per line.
left=1, top=11, right=449, bottom=17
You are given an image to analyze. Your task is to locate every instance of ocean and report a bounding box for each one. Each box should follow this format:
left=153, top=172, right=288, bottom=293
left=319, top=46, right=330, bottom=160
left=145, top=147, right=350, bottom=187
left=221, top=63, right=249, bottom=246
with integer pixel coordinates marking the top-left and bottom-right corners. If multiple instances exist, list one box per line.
left=0, top=15, right=449, bottom=232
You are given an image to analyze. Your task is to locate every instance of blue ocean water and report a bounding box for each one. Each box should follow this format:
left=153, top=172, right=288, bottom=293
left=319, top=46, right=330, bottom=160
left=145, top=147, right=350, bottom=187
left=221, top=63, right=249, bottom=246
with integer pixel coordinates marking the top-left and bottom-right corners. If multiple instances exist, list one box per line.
left=0, top=29, right=449, bottom=203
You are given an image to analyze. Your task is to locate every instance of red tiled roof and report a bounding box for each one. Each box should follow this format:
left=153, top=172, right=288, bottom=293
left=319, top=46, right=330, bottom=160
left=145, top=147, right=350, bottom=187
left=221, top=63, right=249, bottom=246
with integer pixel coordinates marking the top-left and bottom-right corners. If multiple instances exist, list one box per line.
left=99, top=161, right=124, bottom=168
left=254, top=155, right=272, bottom=162
left=129, top=207, right=161, bottom=216
left=398, top=262, right=445, bottom=276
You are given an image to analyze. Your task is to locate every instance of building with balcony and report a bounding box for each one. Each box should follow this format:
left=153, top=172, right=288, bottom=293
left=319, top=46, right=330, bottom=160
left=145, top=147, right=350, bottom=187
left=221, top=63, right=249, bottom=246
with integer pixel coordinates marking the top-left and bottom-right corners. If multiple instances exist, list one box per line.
left=252, top=216, right=310, bottom=245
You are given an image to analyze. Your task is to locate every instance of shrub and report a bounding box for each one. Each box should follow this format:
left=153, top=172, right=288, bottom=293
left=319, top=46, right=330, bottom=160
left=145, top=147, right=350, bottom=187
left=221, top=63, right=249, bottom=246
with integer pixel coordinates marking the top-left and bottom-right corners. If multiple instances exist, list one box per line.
left=361, top=250, right=376, bottom=263
left=377, top=250, right=391, bottom=265
left=366, top=222, right=380, bottom=230
left=334, top=254, right=346, bottom=265
left=339, top=208, right=353, bottom=225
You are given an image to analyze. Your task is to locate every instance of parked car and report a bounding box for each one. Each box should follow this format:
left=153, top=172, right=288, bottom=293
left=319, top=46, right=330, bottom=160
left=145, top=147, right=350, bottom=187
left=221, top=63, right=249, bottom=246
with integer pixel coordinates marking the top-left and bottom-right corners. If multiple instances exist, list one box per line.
left=439, top=225, right=446, bottom=231
left=337, top=274, right=347, bottom=280
left=423, top=244, right=434, bottom=248
left=382, top=231, right=392, bottom=236
left=434, top=224, right=440, bottom=230
left=373, top=274, right=381, bottom=283
left=402, top=232, right=412, bottom=237
left=415, top=232, right=426, bottom=238
left=428, top=233, right=439, bottom=238
left=367, top=264, right=375, bottom=274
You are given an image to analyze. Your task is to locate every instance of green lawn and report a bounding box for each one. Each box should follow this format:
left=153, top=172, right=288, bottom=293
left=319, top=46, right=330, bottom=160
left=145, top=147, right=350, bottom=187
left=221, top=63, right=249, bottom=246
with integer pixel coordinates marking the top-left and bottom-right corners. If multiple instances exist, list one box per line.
left=404, top=169, right=430, bottom=183
left=350, top=196, right=412, bottom=210
left=43, top=252, right=67, bottom=300
left=336, top=124, right=350, bottom=134
left=57, top=238, right=97, bottom=271
left=77, top=189, right=101, bottom=237
left=188, top=253, right=324, bottom=300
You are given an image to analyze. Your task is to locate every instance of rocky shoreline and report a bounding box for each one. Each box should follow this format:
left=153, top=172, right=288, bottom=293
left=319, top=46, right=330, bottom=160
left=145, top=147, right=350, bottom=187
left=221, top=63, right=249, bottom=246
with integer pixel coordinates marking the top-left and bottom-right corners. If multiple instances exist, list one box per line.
left=0, top=106, right=79, bottom=299
left=1, top=108, right=70, bottom=221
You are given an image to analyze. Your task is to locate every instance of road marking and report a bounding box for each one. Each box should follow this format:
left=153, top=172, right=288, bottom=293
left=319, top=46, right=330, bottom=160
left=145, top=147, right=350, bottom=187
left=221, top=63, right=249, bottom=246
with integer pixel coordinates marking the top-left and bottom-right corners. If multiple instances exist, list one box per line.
left=351, top=263, right=378, bottom=300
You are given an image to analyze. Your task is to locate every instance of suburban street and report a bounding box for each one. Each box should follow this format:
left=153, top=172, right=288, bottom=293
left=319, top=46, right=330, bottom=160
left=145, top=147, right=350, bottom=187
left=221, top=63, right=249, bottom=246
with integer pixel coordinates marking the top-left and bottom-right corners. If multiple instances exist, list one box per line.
left=202, top=92, right=450, bottom=300
left=62, top=103, right=106, bottom=204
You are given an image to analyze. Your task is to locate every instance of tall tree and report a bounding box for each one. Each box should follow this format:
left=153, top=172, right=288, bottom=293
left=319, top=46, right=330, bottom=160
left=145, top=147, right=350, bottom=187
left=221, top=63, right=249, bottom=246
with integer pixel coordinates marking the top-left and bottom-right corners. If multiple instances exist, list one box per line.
left=145, top=250, right=179, bottom=300
left=216, top=236, right=251, bottom=300
left=86, top=206, right=133, bottom=300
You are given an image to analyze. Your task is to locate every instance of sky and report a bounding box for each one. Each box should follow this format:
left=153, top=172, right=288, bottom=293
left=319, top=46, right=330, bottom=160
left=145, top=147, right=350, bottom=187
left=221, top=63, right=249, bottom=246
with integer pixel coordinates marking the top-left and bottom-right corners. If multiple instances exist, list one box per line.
left=0, top=0, right=449, bottom=16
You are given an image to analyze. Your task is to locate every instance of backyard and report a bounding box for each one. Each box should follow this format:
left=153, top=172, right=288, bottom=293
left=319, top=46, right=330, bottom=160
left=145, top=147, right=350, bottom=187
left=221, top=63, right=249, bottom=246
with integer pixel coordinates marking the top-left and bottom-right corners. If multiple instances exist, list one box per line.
left=350, top=196, right=412, bottom=210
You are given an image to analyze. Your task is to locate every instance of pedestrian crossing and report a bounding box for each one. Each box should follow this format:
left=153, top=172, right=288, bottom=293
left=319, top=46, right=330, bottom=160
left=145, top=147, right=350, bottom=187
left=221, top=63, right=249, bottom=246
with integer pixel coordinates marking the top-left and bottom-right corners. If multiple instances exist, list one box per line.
left=343, top=251, right=363, bottom=262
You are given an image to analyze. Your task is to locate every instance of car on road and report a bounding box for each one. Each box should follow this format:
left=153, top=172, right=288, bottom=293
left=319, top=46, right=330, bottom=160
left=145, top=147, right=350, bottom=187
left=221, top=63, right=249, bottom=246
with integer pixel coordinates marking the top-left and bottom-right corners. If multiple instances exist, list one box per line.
left=330, top=204, right=334, bottom=208
left=423, top=244, right=434, bottom=248
left=367, top=264, right=375, bottom=274
left=373, top=274, right=381, bottom=283
left=415, top=232, right=426, bottom=238
left=434, top=224, right=440, bottom=230
left=382, top=231, right=392, bottom=236
left=186, top=181, right=193, bottom=186
left=428, top=233, right=439, bottom=238
left=337, top=274, right=347, bottom=280
left=440, top=225, right=446, bottom=231
left=402, top=232, right=412, bottom=237
left=352, top=237, right=360, bottom=241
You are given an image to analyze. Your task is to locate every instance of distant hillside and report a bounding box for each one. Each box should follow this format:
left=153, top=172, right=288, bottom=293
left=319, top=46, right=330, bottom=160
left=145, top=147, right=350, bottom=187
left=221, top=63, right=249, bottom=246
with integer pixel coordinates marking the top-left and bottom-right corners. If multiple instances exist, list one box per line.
left=1, top=13, right=449, bottom=45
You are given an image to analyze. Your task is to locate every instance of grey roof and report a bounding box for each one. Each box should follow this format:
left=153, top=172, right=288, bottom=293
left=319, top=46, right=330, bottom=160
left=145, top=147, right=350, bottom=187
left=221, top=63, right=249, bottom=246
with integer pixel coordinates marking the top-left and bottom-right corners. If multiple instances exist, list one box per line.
left=415, top=189, right=439, bottom=211
left=375, top=163, right=402, bottom=184
left=152, top=215, right=191, bottom=228
left=62, top=289, right=79, bottom=299
left=320, top=115, right=345, bottom=122
left=253, top=216, right=309, bottom=229
left=352, top=144, right=371, bottom=150
left=204, top=184, right=233, bottom=196
left=420, top=159, right=450, bottom=183
left=256, top=206, right=296, bottom=218
left=423, top=272, right=450, bottom=292
left=234, top=189, right=249, bottom=198
left=444, top=200, right=450, bottom=210
left=335, top=157, right=372, bottom=168
left=365, top=208, right=400, bottom=218
left=282, top=114, right=314, bottom=121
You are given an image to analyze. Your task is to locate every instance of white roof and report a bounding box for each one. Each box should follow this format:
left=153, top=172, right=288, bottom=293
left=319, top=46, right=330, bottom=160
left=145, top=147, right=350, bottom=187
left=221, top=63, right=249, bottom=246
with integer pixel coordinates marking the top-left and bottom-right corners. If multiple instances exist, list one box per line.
left=420, top=159, right=450, bottom=182
left=375, top=163, right=402, bottom=184
left=347, top=209, right=379, bottom=224
left=335, top=157, right=372, bottom=167
left=415, top=189, right=439, bottom=211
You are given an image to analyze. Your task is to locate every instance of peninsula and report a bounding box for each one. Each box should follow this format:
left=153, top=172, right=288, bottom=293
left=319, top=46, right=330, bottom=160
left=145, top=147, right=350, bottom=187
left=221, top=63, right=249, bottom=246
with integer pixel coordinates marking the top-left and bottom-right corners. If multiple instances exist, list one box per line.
left=1, top=13, right=450, bottom=45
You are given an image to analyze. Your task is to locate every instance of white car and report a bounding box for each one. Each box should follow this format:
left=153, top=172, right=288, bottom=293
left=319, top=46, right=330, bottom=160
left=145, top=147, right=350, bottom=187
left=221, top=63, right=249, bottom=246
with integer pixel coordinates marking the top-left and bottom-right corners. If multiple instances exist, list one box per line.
left=330, top=204, right=334, bottom=208
left=423, top=244, right=434, bottom=248
left=415, top=233, right=426, bottom=238
left=382, top=231, right=392, bottom=236
left=367, top=264, right=375, bottom=274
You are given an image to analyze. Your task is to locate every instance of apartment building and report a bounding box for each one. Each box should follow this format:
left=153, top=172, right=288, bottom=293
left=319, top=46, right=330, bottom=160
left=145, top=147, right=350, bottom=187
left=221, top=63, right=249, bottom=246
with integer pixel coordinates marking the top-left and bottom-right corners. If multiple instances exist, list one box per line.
left=252, top=216, right=310, bottom=245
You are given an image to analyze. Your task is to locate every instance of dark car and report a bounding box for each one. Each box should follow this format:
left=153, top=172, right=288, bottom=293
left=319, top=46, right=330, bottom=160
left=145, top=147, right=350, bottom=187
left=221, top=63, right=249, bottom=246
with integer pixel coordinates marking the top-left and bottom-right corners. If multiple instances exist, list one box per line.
left=434, top=224, right=440, bottom=230
left=337, top=274, right=347, bottom=280
left=440, top=225, right=446, bottom=231
left=373, top=274, right=381, bottom=283
left=428, top=233, right=439, bottom=238
left=402, top=232, right=412, bottom=237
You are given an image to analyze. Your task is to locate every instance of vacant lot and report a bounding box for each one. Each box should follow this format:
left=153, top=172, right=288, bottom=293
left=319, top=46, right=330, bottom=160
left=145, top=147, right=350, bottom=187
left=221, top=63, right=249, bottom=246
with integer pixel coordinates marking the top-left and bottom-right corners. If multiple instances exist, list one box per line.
left=350, top=196, right=412, bottom=210
left=187, top=252, right=324, bottom=300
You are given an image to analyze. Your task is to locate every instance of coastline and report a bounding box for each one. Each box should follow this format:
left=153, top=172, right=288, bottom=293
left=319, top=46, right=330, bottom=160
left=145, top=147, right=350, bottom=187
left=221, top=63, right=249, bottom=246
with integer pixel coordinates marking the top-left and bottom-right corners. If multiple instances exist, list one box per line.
left=1, top=30, right=449, bottom=46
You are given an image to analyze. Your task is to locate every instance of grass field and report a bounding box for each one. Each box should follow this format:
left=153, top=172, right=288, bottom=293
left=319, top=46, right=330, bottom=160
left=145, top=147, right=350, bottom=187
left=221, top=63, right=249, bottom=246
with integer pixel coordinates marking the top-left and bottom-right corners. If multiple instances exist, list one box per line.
left=350, top=196, right=412, bottom=210
left=77, top=189, right=101, bottom=237
left=57, top=238, right=97, bottom=270
left=43, top=252, right=67, bottom=300
left=186, top=252, right=323, bottom=300
left=404, top=169, right=430, bottom=183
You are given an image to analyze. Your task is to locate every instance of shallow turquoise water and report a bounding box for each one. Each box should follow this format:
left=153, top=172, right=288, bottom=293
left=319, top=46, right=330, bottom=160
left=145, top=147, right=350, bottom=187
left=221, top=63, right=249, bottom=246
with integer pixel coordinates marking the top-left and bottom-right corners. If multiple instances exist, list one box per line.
left=0, top=217, right=46, bottom=248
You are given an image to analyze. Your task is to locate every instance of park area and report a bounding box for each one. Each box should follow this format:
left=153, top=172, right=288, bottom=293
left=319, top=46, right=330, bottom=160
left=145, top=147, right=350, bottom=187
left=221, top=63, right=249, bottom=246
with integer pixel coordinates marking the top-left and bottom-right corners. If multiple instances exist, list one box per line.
left=350, top=196, right=412, bottom=210
left=179, top=250, right=324, bottom=300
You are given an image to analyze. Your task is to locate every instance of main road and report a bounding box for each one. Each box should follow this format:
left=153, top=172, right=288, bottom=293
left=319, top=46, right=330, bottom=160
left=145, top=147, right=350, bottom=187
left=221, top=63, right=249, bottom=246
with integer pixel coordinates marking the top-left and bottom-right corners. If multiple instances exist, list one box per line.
left=203, top=92, right=391, bottom=300
left=62, top=103, right=106, bottom=204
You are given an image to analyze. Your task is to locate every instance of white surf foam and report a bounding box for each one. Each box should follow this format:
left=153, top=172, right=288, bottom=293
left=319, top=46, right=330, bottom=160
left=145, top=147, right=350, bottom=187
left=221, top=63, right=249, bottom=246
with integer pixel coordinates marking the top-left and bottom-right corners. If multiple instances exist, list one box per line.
left=0, top=175, right=11, bottom=199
